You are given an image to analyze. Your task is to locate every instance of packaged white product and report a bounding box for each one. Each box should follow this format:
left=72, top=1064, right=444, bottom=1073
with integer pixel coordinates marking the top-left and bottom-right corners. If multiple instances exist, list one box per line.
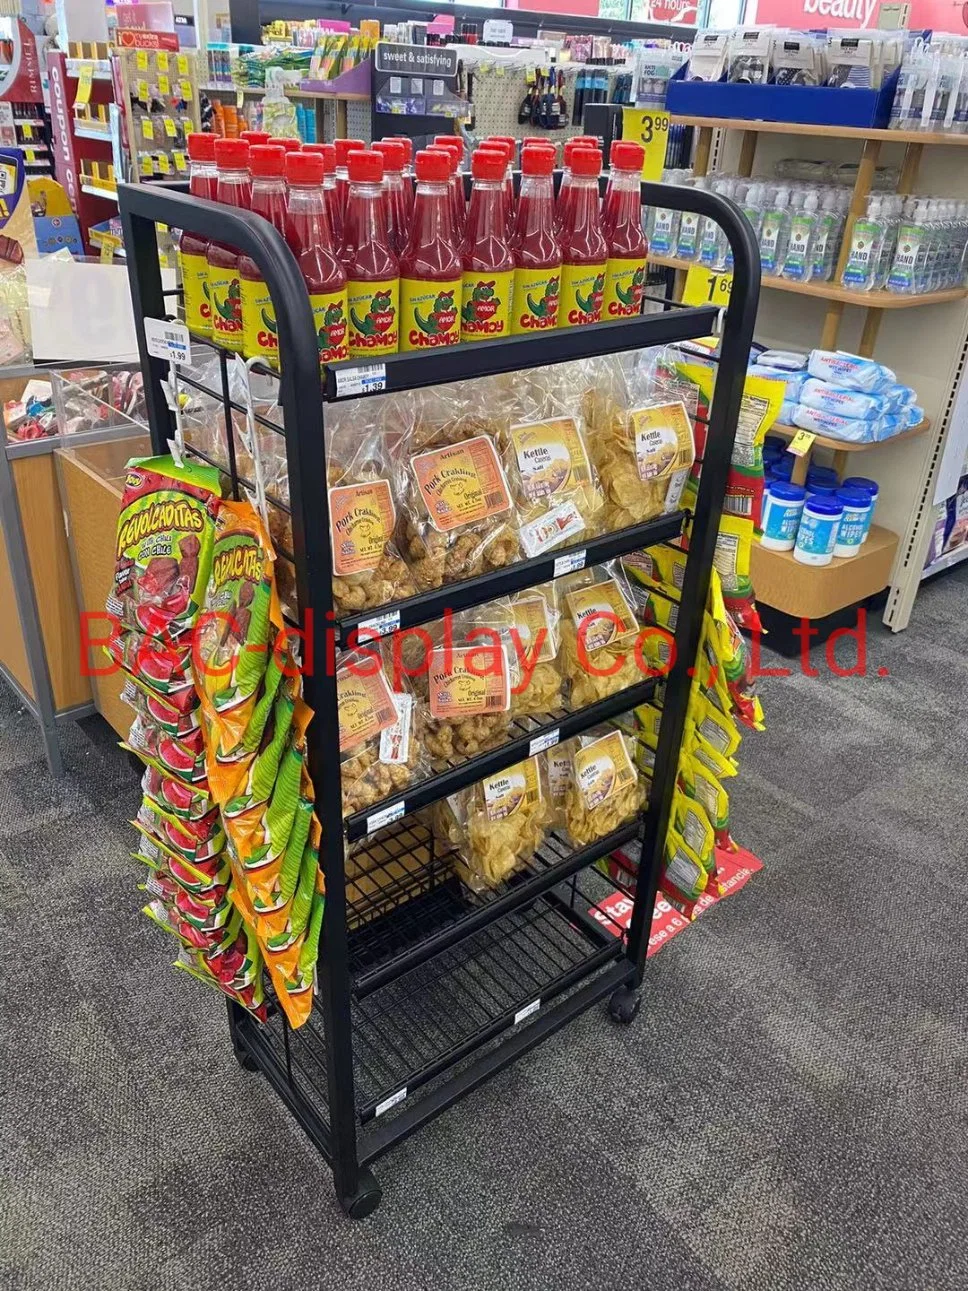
left=799, top=377, right=883, bottom=422
left=807, top=349, right=895, bottom=394
left=688, top=31, right=729, bottom=82
left=772, top=32, right=822, bottom=87
left=904, top=404, right=925, bottom=428
left=727, top=29, right=773, bottom=85
left=750, top=365, right=806, bottom=403
left=755, top=349, right=808, bottom=372
left=779, top=399, right=796, bottom=426
left=791, top=403, right=881, bottom=443
left=826, top=36, right=876, bottom=89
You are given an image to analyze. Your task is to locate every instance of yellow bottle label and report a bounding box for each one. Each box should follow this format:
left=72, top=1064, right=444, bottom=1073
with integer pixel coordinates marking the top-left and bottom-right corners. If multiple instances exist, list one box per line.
left=240, top=275, right=279, bottom=369
left=510, top=265, right=560, bottom=335
left=400, top=276, right=461, bottom=352
left=310, top=289, right=349, bottom=365
left=346, top=277, right=399, bottom=357
left=179, top=248, right=211, bottom=337
left=208, top=263, right=244, bottom=351
left=603, top=256, right=647, bottom=320
left=558, top=261, right=607, bottom=328
left=460, top=267, right=513, bottom=341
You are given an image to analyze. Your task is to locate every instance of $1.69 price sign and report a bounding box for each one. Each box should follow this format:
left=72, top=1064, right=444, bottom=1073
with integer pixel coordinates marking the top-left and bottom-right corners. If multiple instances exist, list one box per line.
left=622, top=108, right=670, bottom=183
left=681, top=265, right=734, bottom=309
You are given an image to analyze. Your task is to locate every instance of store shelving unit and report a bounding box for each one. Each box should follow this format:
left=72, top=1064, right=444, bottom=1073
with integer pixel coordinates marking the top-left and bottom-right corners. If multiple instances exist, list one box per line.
left=666, top=110, right=968, bottom=629
left=201, top=80, right=364, bottom=140
left=118, top=176, right=758, bottom=1216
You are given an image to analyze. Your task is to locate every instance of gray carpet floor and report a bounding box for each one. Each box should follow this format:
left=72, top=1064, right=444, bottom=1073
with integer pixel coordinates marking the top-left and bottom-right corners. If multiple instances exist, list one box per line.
left=2, top=568, right=967, bottom=1291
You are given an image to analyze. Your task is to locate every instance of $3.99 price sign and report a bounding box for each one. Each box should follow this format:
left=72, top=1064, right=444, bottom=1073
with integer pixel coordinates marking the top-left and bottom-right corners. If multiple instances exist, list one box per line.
left=622, top=108, right=670, bottom=183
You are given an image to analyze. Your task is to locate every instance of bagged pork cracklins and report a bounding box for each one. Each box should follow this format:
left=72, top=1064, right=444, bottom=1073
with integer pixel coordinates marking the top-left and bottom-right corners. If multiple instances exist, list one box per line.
left=580, top=350, right=696, bottom=532
left=397, top=383, right=520, bottom=591
left=415, top=603, right=515, bottom=762
left=434, top=756, right=551, bottom=891
left=325, top=399, right=416, bottom=615
left=509, top=584, right=564, bottom=717
left=560, top=726, right=645, bottom=848
left=338, top=644, right=426, bottom=818
left=558, top=563, right=644, bottom=709
left=108, top=454, right=220, bottom=639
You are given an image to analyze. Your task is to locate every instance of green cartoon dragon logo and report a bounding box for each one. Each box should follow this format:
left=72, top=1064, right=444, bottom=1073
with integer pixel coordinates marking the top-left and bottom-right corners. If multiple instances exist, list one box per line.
left=615, top=265, right=646, bottom=307
left=213, top=278, right=241, bottom=326
left=350, top=289, right=395, bottom=337
left=462, top=279, right=498, bottom=324
left=415, top=289, right=457, bottom=336
left=526, top=275, right=559, bottom=318
left=575, top=272, right=606, bottom=315
left=318, top=300, right=347, bottom=352
left=260, top=308, right=277, bottom=334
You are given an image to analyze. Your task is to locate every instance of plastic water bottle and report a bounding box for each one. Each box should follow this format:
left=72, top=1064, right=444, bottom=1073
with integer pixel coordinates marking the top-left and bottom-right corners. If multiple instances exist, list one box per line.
left=675, top=175, right=704, bottom=262
left=888, top=198, right=923, bottom=294
left=698, top=177, right=732, bottom=269
left=874, top=195, right=901, bottom=290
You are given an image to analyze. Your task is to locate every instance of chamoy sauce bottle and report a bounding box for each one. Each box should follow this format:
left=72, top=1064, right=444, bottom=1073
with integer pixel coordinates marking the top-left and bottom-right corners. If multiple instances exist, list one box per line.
left=307, top=143, right=343, bottom=256
left=461, top=147, right=514, bottom=342
left=207, top=138, right=251, bottom=353
left=333, top=137, right=365, bottom=224
left=179, top=132, right=217, bottom=338
left=433, top=137, right=466, bottom=242
left=558, top=147, right=607, bottom=328
left=343, top=150, right=400, bottom=359
left=556, top=136, right=599, bottom=236
left=399, top=148, right=462, bottom=352
left=285, top=151, right=348, bottom=367
left=239, top=145, right=287, bottom=369
left=510, top=146, right=561, bottom=335
left=602, top=140, right=647, bottom=320
left=372, top=139, right=410, bottom=256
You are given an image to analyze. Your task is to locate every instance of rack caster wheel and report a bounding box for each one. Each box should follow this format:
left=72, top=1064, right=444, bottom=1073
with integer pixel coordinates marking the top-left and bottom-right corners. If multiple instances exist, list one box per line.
left=341, top=1168, right=382, bottom=1220
left=608, top=986, right=641, bottom=1025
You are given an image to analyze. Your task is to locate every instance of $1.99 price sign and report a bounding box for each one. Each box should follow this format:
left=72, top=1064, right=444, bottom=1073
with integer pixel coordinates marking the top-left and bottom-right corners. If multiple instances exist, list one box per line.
left=622, top=108, right=670, bottom=183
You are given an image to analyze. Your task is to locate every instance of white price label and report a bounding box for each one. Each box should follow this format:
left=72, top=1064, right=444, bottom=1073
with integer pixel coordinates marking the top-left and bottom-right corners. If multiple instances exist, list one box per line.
left=334, top=363, right=386, bottom=398
left=145, top=317, right=190, bottom=364
left=529, top=727, right=560, bottom=757
left=355, top=608, right=401, bottom=641
left=366, top=800, right=405, bottom=834
left=514, top=999, right=541, bottom=1025
left=374, top=1087, right=407, bottom=1117
left=553, top=549, right=586, bottom=579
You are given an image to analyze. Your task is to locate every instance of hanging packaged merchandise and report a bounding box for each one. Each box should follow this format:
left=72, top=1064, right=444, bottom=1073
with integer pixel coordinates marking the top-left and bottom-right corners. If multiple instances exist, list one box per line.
left=398, top=383, right=520, bottom=591
left=175, top=927, right=268, bottom=1022
left=108, top=454, right=221, bottom=639
left=672, top=787, right=715, bottom=876
left=124, top=710, right=208, bottom=786
left=509, top=584, right=564, bottom=716
left=215, top=685, right=299, bottom=832
left=558, top=563, right=643, bottom=708
left=134, top=797, right=226, bottom=869
left=559, top=726, right=645, bottom=847
left=324, top=401, right=416, bottom=614
left=705, top=570, right=765, bottom=731
left=337, top=643, right=427, bottom=817
left=623, top=539, right=688, bottom=596
left=679, top=751, right=732, bottom=849
left=141, top=762, right=212, bottom=824
left=691, top=691, right=742, bottom=760
left=659, top=826, right=708, bottom=917
left=109, top=630, right=196, bottom=711
left=237, top=800, right=316, bottom=920
left=580, top=349, right=697, bottom=531
left=433, top=755, right=551, bottom=891
left=121, top=676, right=201, bottom=739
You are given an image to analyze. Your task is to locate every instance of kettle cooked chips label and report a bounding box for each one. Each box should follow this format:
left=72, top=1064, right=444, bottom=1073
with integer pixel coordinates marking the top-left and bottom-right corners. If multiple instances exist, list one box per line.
left=566, top=579, right=638, bottom=653
left=631, top=402, right=693, bottom=482
left=428, top=645, right=510, bottom=718
left=328, top=479, right=396, bottom=576
left=482, top=758, right=542, bottom=821
left=511, top=594, right=557, bottom=664
left=412, top=436, right=512, bottom=532
left=510, top=417, right=592, bottom=502
left=574, top=731, right=636, bottom=811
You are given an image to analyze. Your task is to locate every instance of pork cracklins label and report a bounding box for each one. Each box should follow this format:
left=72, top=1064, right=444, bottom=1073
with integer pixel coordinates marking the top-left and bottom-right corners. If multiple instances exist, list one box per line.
left=428, top=645, right=511, bottom=719
left=482, top=757, right=542, bottom=822
left=337, top=665, right=399, bottom=751
left=574, top=730, right=636, bottom=812
left=328, top=479, right=396, bottom=576
left=411, top=435, right=512, bottom=532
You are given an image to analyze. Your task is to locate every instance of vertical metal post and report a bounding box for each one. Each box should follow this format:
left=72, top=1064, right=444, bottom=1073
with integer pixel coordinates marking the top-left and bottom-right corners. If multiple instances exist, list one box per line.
left=118, top=203, right=173, bottom=454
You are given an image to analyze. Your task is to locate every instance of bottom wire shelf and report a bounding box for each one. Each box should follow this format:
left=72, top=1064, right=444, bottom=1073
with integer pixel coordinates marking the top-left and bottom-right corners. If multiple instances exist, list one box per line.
left=239, top=867, right=630, bottom=1146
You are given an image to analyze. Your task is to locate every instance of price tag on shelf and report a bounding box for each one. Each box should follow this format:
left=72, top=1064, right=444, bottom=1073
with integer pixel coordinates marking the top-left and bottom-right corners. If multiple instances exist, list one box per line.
left=552, top=549, right=586, bottom=579
left=24, top=149, right=36, bottom=164
left=140, top=153, right=154, bottom=176
left=136, top=78, right=149, bottom=103
left=158, top=74, right=170, bottom=98
left=157, top=152, right=171, bottom=174
left=98, top=232, right=121, bottom=263
left=366, top=801, right=404, bottom=835
left=157, top=52, right=170, bottom=74
left=622, top=107, right=670, bottom=183
left=163, top=116, right=177, bottom=138
left=141, top=116, right=154, bottom=140
left=682, top=265, right=733, bottom=310
left=145, top=318, right=190, bottom=364
left=529, top=728, right=560, bottom=758
left=236, top=88, right=245, bottom=109
left=177, top=54, right=190, bottom=78
left=173, top=151, right=187, bottom=172
left=180, top=78, right=193, bottom=103
left=334, top=363, right=386, bottom=398
left=136, top=50, right=149, bottom=73
left=787, top=429, right=816, bottom=457
left=74, top=63, right=94, bottom=108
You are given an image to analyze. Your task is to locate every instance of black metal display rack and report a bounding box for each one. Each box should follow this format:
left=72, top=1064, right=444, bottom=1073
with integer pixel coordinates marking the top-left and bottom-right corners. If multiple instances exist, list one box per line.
left=119, top=176, right=758, bottom=1218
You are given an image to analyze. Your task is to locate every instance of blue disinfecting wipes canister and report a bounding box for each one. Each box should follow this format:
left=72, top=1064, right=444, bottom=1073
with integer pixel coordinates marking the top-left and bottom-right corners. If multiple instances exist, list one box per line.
left=772, top=454, right=795, bottom=480
left=806, top=464, right=840, bottom=488
left=841, top=476, right=878, bottom=543
left=794, top=495, right=844, bottom=566
left=833, top=487, right=873, bottom=559
left=761, top=482, right=806, bottom=551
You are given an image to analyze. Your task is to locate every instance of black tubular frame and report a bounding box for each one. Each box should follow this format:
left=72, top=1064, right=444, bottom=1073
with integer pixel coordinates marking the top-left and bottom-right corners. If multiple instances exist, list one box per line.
left=118, top=174, right=759, bottom=1217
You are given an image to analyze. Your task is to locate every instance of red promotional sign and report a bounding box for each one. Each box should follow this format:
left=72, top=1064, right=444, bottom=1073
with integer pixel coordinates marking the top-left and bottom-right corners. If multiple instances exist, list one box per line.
left=0, top=19, right=44, bottom=104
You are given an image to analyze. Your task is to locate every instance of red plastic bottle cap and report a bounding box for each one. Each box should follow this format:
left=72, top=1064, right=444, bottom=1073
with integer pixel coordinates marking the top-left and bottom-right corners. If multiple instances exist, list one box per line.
left=386, top=135, right=413, bottom=162
left=187, top=132, right=215, bottom=162
left=240, top=130, right=271, bottom=147
left=249, top=144, right=287, bottom=176
left=570, top=147, right=601, bottom=177
left=610, top=141, right=644, bottom=171
left=301, top=142, right=334, bottom=172
left=347, top=149, right=384, bottom=183
left=278, top=138, right=303, bottom=152
left=471, top=148, right=505, bottom=181
left=372, top=139, right=406, bottom=171
left=434, top=134, right=461, bottom=148
left=425, top=144, right=457, bottom=174
left=521, top=148, right=555, bottom=177
left=415, top=148, right=452, bottom=182
left=214, top=138, right=250, bottom=170
left=286, top=150, right=325, bottom=185
left=564, top=136, right=601, bottom=162
left=522, top=141, right=556, bottom=156
left=334, top=137, right=366, bottom=167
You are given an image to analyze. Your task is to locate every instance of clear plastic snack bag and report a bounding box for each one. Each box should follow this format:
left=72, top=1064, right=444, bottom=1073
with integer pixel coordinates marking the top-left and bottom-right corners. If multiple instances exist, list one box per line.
left=558, top=561, right=645, bottom=709
left=559, top=725, right=645, bottom=848
left=509, top=582, right=564, bottom=717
